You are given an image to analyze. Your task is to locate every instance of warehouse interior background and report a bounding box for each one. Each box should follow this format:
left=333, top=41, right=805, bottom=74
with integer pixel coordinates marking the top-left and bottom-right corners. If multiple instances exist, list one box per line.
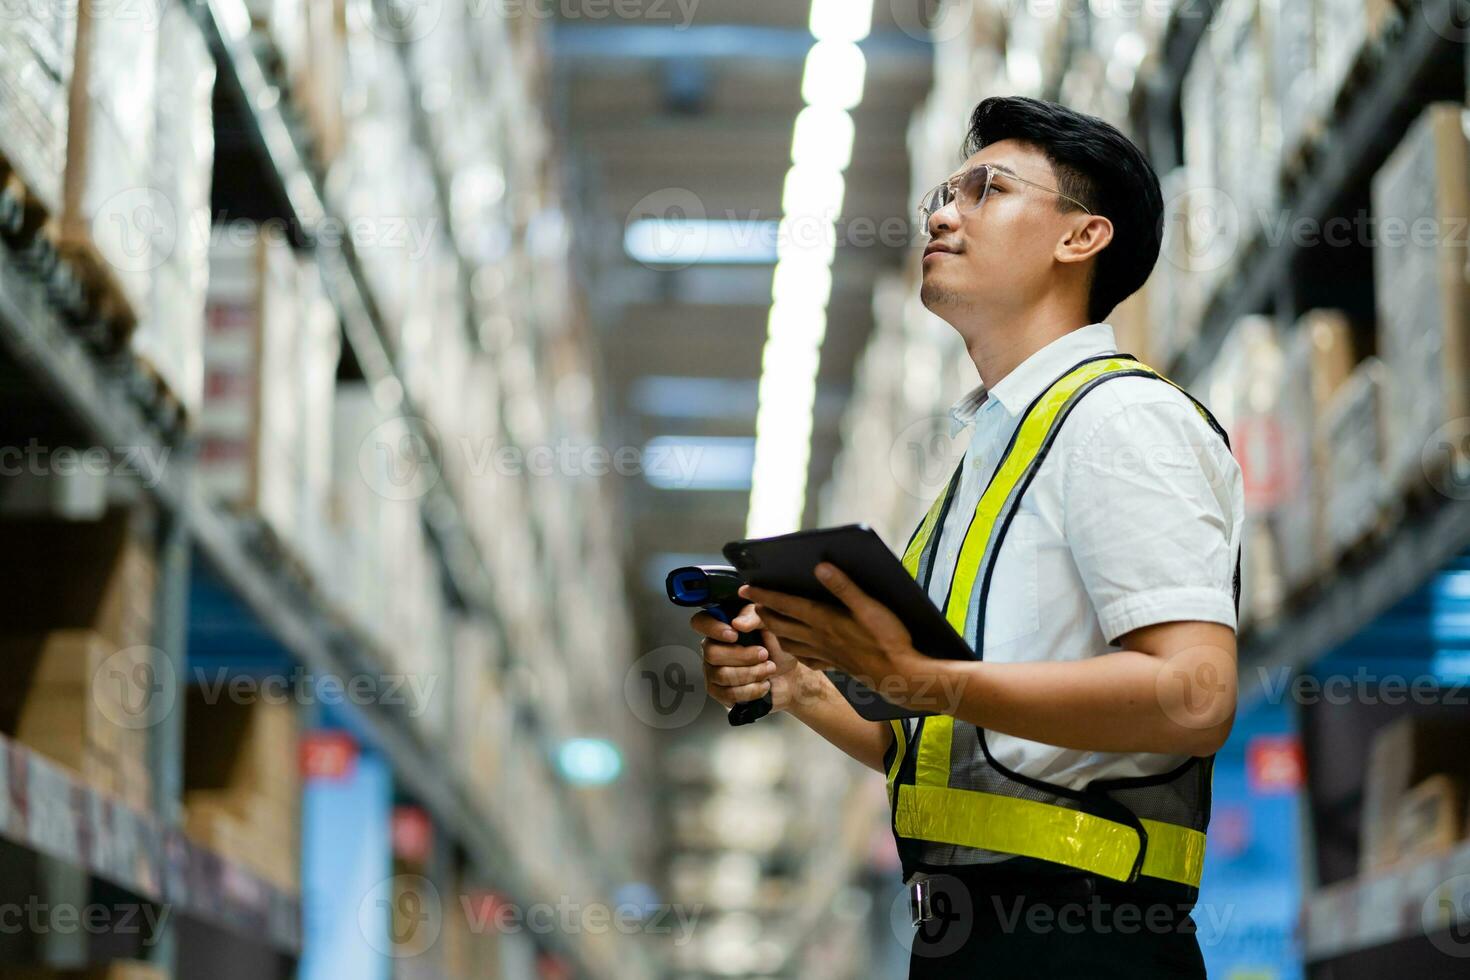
left=3, top=0, right=1470, bottom=977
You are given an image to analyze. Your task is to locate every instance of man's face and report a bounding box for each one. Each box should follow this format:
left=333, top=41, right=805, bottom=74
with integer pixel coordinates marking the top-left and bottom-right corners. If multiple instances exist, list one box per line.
left=918, top=140, right=1088, bottom=321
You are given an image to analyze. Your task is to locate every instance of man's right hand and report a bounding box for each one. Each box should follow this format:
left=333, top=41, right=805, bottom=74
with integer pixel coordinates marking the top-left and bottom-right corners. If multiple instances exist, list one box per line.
left=689, top=602, right=809, bottom=713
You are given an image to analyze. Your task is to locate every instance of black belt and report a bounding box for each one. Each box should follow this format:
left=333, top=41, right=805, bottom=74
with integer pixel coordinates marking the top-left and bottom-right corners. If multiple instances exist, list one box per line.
left=906, top=864, right=1196, bottom=927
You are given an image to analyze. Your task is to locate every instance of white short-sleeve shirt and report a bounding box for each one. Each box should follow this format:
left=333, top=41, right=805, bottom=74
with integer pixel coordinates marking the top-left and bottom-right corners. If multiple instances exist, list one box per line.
left=915, top=322, right=1244, bottom=795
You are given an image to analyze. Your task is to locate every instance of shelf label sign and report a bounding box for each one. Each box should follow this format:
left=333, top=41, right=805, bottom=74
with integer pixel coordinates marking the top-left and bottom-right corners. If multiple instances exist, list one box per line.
left=1246, top=734, right=1305, bottom=794
left=301, top=731, right=359, bottom=782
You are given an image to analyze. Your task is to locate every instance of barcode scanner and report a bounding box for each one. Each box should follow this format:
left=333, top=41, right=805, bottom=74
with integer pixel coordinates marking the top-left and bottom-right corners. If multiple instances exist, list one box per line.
left=666, top=564, right=773, bottom=726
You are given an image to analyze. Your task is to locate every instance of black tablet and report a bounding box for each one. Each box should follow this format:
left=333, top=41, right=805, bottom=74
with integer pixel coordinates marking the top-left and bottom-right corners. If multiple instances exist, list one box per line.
left=722, top=523, right=975, bottom=721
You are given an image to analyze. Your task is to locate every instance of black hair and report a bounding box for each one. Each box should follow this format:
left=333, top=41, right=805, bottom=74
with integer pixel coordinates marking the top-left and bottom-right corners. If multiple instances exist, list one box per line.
left=963, top=96, right=1162, bottom=324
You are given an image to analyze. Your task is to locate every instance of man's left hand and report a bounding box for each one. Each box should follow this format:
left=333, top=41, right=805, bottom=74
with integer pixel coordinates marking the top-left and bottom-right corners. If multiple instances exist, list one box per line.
left=738, top=563, right=928, bottom=704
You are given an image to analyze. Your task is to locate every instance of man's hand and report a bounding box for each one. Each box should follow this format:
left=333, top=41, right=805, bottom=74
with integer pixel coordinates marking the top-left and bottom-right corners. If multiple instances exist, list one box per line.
left=688, top=602, right=812, bottom=713
left=737, top=563, right=932, bottom=708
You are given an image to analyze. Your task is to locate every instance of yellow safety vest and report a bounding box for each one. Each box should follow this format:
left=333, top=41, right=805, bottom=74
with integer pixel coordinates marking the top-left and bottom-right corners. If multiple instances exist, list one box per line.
left=884, top=354, right=1237, bottom=888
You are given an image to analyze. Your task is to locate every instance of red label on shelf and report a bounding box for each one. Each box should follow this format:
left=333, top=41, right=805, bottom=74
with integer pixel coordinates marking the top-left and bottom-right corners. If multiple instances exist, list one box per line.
left=1247, top=734, right=1305, bottom=794
left=392, top=805, right=434, bottom=864
left=301, top=731, right=358, bottom=781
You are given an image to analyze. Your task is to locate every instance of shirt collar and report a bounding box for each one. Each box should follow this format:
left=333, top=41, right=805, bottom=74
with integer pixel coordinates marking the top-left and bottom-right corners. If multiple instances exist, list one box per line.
left=947, top=322, right=1118, bottom=437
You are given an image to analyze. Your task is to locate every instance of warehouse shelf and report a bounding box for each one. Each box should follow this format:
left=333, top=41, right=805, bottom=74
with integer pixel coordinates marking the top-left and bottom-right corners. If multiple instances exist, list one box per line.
left=1133, top=0, right=1217, bottom=168
left=0, top=734, right=301, bottom=955
left=0, top=9, right=640, bottom=977
left=0, top=238, right=184, bottom=510
left=372, top=0, right=485, bottom=353
left=1303, top=837, right=1470, bottom=962
left=192, top=0, right=500, bottom=617
left=1240, top=497, right=1470, bottom=705
left=1169, top=0, right=1463, bottom=384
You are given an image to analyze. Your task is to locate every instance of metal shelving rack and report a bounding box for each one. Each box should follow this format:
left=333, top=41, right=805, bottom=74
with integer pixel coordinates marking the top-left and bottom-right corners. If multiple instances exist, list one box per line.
left=1127, top=0, right=1470, bottom=968
left=0, top=1, right=645, bottom=976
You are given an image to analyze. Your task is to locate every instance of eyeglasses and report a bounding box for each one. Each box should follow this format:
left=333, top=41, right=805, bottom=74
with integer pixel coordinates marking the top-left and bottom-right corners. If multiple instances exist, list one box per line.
left=917, top=163, right=1093, bottom=225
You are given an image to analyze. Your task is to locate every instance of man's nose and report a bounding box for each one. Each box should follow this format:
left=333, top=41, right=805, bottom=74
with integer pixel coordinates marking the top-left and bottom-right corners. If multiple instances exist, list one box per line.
left=927, top=203, right=958, bottom=239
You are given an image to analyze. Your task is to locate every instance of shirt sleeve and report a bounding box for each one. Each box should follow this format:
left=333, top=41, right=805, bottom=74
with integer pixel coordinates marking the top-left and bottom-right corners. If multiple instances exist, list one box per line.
left=1060, top=391, right=1241, bottom=642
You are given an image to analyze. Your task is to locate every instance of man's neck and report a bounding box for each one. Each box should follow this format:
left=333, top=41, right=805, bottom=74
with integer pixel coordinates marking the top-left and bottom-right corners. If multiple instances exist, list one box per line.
left=960, top=303, right=1091, bottom=391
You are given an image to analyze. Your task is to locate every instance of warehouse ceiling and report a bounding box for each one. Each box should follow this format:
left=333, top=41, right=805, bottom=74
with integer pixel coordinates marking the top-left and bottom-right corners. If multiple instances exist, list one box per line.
left=549, top=0, right=936, bottom=665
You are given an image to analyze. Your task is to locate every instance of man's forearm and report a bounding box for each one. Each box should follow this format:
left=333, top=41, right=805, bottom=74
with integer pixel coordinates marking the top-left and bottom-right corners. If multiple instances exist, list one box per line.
left=784, top=666, right=894, bottom=774
left=921, top=647, right=1235, bottom=757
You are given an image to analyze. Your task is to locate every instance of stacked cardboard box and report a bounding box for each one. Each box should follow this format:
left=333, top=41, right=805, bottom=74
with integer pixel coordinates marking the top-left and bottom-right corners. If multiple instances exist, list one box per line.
left=1322, top=357, right=1391, bottom=557
left=0, top=509, right=156, bottom=809
left=0, top=2, right=73, bottom=225
left=1149, top=168, right=1208, bottom=368
left=183, top=689, right=301, bottom=893
left=1372, top=103, right=1470, bottom=496
left=1269, top=311, right=1355, bottom=593
left=293, top=260, right=341, bottom=581
left=1271, top=0, right=1318, bottom=166
left=57, top=2, right=160, bottom=332
left=1314, top=0, right=1398, bottom=121
left=134, top=4, right=215, bottom=423
left=1202, top=317, right=1287, bottom=627
left=200, top=232, right=339, bottom=567
left=0, top=630, right=152, bottom=810
left=1213, top=0, right=1281, bottom=223
left=1360, top=716, right=1470, bottom=873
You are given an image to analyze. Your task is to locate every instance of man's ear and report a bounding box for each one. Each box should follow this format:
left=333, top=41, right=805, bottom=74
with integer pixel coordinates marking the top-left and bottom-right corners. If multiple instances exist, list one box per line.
left=1056, top=214, right=1113, bottom=266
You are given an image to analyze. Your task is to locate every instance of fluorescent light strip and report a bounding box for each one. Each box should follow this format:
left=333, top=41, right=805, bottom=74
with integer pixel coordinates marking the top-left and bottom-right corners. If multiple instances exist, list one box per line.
left=745, top=2, right=872, bottom=537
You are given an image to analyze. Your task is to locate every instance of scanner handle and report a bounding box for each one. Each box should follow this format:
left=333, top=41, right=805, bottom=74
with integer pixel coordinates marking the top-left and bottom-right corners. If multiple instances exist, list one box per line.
left=708, top=600, right=774, bottom=726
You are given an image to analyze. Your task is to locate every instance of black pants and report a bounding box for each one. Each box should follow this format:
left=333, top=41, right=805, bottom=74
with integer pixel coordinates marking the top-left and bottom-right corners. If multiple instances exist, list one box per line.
left=906, top=867, right=1206, bottom=979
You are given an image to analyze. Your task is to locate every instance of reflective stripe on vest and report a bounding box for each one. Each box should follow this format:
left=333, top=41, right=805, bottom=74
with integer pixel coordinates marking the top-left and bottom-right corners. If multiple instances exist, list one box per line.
left=886, top=355, right=1223, bottom=888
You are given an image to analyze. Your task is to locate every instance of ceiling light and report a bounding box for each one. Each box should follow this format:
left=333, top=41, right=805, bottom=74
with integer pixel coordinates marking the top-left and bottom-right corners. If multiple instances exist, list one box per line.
left=791, top=105, right=855, bottom=171
left=781, top=165, right=846, bottom=222
left=809, top=0, right=875, bottom=43
left=800, top=40, right=867, bottom=111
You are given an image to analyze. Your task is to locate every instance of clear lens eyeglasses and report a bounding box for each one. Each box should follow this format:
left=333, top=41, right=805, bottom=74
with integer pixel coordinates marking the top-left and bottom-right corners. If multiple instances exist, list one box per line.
left=917, top=163, right=1093, bottom=226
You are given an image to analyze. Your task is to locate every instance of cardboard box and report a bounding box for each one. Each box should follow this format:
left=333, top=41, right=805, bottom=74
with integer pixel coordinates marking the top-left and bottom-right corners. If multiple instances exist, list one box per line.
left=1272, top=0, right=1318, bottom=164
left=200, top=232, right=319, bottom=547
left=0, top=2, right=74, bottom=220
left=183, top=692, right=301, bottom=892
left=1314, top=0, right=1398, bottom=119
left=58, top=1, right=160, bottom=330
left=0, top=513, right=157, bottom=654
left=1392, top=774, right=1465, bottom=865
left=1270, top=311, right=1355, bottom=592
left=135, top=3, right=215, bottom=424
left=1322, top=357, right=1390, bottom=558
left=1361, top=716, right=1470, bottom=872
left=1372, top=103, right=1470, bottom=495
left=0, top=630, right=151, bottom=802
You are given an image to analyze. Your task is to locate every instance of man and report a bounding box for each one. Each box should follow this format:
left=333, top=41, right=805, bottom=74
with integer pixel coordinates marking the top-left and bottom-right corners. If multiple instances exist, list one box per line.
left=689, top=97, right=1243, bottom=977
